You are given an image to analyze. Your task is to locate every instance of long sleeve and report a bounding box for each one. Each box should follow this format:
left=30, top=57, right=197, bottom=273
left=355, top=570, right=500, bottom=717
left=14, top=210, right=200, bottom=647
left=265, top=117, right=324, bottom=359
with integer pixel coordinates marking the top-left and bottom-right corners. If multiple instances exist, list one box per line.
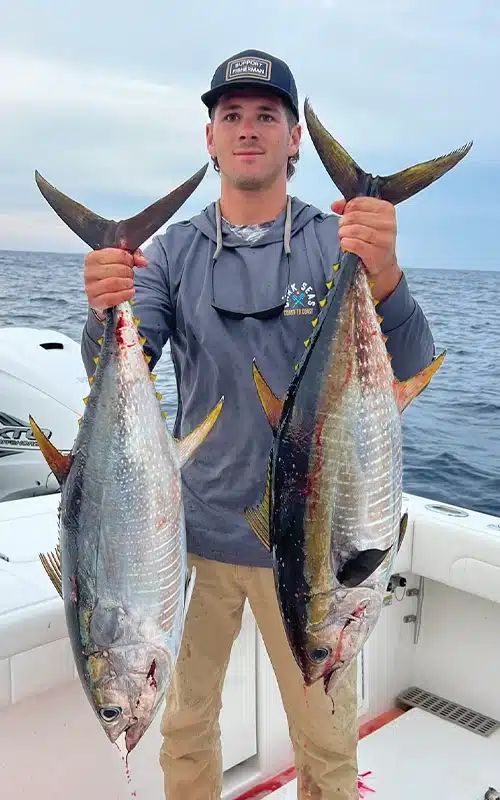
left=377, top=272, right=435, bottom=382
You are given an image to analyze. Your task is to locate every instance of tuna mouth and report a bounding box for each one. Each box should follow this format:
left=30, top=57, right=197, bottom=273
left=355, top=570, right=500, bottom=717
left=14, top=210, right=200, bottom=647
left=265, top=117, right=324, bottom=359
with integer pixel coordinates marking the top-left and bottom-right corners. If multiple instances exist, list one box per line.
left=125, top=720, right=146, bottom=753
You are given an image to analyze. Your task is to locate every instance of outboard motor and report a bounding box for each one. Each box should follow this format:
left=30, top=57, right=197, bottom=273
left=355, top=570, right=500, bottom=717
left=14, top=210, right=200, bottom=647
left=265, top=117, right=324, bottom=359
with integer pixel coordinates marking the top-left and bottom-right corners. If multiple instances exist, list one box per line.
left=0, top=327, right=88, bottom=502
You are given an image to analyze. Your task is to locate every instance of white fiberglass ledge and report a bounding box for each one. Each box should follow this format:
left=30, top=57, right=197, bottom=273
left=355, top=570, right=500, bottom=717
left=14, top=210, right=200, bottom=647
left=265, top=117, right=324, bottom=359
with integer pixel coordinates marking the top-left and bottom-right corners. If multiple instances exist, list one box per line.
left=407, top=493, right=500, bottom=605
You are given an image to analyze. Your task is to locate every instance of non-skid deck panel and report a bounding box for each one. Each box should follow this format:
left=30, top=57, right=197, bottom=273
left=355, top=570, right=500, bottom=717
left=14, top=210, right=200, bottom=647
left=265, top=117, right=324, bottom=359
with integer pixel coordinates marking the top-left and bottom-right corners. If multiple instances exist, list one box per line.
left=267, top=707, right=500, bottom=798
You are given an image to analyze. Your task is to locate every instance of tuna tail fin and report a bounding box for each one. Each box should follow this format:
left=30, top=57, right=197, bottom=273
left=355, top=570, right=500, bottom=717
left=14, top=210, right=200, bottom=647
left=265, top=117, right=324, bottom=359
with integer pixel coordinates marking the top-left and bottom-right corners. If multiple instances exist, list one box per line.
left=175, top=396, right=224, bottom=468
left=303, top=98, right=472, bottom=204
left=394, top=350, right=446, bottom=413
left=34, top=164, right=208, bottom=252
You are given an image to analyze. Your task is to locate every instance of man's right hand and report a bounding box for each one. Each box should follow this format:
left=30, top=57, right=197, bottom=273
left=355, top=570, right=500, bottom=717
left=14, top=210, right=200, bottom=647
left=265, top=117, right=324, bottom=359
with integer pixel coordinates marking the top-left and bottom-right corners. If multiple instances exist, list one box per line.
left=84, top=248, right=148, bottom=319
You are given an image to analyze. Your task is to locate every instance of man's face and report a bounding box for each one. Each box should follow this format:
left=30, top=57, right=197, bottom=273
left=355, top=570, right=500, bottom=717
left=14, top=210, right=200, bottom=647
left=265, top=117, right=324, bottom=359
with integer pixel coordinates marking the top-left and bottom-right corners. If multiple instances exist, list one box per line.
left=206, top=89, right=301, bottom=191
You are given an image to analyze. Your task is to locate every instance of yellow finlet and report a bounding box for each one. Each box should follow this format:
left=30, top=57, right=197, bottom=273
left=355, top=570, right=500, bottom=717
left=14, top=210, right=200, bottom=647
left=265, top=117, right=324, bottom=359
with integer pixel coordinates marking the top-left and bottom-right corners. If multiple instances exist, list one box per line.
left=139, top=336, right=147, bottom=346
left=319, top=298, right=327, bottom=308
left=162, top=410, right=168, bottom=419
left=155, top=392, right=163, bottom=401
left=93, top=356, right=100, bottom=365
left=311, top=318, right=319, bottom=327
left=144, top=353, right=152, bottom=364
left=82, top=396, right=89, bottom=405
left=368, top=280, right=376, bottom=289
left=88, top=376, right=95, bottom=384
left=97, top=337, right=104, bottom=346
left=382, top=335, right=389, bottom=343
left=333, top=262, right=340, bottom=271
left=130, top=297, right=135, bottom=305
left=377, top=315, right=383, bottom=325
left=326, top=279, right=333, bottom=290
left=133, top=317, right=141, bottom=326
left=304, top=338, right=310, bottom=348
left=77, top=418, right=83, bottom=426
left=150, top=373, right=158, bottom=381
left=373, top=298, right=380, bottom=308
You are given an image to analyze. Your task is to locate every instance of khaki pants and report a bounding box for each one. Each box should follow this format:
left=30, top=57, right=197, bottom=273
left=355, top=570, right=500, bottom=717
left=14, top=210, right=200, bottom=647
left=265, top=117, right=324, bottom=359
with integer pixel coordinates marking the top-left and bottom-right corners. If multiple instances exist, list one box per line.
left=159, top=553, right=359, bottom=799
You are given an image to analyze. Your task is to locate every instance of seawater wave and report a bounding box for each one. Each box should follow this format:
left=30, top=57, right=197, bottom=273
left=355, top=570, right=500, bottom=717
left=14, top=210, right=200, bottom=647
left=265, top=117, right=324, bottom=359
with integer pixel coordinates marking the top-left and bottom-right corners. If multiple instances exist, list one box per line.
left=0, top=250, right=498, bottom=517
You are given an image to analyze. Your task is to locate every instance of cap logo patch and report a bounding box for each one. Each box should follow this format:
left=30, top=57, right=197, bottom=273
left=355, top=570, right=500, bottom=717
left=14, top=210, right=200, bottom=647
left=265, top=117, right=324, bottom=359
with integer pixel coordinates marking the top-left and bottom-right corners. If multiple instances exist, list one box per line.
left=225, top=56, right=272, bottom=82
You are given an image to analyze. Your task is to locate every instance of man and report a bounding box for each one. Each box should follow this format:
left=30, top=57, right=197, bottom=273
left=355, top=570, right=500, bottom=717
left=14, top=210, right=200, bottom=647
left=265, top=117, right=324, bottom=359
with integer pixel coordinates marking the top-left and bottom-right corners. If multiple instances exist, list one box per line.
left=81, top=49, right=434, bottom=799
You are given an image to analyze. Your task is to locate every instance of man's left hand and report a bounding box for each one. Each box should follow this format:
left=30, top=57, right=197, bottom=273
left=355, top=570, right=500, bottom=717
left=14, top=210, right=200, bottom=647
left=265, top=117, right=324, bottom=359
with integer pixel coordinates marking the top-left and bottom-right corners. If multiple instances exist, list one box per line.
left=332, top=197, right=402, bottom=303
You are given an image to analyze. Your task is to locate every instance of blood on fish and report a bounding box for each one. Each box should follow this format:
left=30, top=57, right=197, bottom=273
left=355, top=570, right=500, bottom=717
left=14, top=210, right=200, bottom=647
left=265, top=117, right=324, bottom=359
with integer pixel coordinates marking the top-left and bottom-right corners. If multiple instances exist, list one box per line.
left=147, top=659, right=157, bottom=689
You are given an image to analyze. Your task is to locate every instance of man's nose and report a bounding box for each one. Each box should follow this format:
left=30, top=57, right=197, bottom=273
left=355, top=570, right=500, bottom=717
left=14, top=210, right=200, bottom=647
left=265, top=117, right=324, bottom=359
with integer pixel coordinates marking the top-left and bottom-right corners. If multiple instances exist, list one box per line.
left=238, top=118, right=258, bottom=138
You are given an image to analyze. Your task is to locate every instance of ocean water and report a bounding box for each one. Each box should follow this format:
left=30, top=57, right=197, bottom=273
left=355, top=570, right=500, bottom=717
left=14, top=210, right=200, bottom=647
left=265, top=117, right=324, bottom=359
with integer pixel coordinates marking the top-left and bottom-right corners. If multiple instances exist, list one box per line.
left=0, top=249, right=499, bottom=518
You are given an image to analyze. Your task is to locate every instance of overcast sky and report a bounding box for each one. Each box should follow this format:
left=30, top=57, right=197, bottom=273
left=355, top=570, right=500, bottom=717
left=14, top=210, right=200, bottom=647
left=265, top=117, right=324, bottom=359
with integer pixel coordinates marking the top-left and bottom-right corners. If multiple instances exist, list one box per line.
left=0, top=0, right=497, bottom=269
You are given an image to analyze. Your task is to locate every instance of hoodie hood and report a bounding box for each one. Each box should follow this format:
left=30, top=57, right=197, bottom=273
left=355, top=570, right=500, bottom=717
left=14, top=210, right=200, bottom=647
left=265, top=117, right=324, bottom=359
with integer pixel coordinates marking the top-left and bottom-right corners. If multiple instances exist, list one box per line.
left=189, top=197, right=328, bottom=320
left=190, top=196, right=327, bottom=256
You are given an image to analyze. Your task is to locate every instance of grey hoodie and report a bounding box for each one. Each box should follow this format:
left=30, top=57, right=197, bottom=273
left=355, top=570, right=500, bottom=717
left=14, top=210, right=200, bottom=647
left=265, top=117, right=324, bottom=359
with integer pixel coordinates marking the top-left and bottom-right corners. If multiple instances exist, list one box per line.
left=81, top=196, right=434, bottom=568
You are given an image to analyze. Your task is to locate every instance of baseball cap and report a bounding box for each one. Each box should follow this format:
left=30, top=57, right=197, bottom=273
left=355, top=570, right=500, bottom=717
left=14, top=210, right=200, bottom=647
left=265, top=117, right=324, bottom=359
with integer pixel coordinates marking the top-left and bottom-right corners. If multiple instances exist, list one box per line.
left=201, top=49, right=299, bottom=121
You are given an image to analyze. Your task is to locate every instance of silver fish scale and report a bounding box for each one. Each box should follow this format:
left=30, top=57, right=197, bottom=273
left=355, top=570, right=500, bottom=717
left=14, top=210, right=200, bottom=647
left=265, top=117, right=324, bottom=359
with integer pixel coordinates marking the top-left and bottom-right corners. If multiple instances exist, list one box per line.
left=65, top=305, right=186, bottom=644
left=309, top=265, right=402, bottom=576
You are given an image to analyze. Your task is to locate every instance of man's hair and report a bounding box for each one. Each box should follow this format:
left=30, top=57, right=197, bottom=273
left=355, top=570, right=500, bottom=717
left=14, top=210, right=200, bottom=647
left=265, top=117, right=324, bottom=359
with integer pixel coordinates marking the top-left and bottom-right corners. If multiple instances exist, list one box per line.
left=209, top=100, right=300, bottom=180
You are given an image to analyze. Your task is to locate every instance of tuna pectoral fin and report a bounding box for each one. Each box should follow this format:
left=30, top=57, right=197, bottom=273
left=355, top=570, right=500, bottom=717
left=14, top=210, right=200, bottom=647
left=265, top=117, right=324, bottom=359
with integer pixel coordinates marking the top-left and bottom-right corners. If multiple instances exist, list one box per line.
left=398, top=513, right=409, bottom=552
left=182, top=567, right=196, bottom=625
left=34, top=165, right=208, bottom=252
left=29, top=416, right=72, bottom=484
left=252, top=360, right=284, bottom=433
left=394, top=350, right=446, bottom=413
left=304, top=98, right=472, bottom=204
left=244, top=467, right=271, bottom=551
left=337, top=547, right=391, bottom=588
left=175, top=396, right=224, bottom=468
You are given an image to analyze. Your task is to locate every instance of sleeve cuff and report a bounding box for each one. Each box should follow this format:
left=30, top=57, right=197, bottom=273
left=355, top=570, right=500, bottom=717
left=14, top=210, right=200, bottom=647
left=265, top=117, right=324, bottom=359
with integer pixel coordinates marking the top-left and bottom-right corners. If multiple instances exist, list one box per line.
left=377, top=272, right=416, bottom=333
left=85, top=307, right=105, bottom=342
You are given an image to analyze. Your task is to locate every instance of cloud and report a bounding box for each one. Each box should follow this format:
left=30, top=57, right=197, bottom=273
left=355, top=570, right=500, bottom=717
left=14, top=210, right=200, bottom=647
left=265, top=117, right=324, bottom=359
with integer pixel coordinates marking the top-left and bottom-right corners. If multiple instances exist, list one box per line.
left=0, top=0, right=498, bottom=262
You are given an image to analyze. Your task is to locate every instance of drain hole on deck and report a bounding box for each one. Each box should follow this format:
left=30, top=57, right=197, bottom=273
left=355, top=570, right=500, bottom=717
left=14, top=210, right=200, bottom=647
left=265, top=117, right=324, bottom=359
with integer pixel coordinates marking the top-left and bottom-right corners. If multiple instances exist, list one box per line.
left=397, top=687, right=500, bottom=738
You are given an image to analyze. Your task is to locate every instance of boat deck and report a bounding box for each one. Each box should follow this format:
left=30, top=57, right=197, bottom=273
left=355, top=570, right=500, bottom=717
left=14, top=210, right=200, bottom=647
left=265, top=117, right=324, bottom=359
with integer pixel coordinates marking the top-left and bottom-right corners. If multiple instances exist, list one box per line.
left=265, top=708, right=500, bottom=799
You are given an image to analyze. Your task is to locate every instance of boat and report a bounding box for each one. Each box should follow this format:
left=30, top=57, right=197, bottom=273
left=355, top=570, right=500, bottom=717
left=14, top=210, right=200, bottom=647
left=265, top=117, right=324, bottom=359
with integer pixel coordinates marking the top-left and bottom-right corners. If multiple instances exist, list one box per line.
left=1, top=325, right=499, bottom=800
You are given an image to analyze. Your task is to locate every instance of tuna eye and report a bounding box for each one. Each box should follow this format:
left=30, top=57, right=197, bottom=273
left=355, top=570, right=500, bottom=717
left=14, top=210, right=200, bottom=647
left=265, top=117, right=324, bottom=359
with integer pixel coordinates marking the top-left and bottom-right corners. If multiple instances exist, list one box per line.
left=99, top=706, right=122, bottom=723
left=310, top=647, right=330, bottom=662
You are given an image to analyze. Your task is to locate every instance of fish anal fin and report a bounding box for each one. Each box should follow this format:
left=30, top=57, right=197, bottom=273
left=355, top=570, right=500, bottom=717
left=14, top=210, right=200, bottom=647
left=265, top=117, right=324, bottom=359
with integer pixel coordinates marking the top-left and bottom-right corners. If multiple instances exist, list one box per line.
left=29, top=416, right=72, bottom=484
left=337, top=546, right=392, bottom=588
left=175, top=396, right=224, bottom=468
left=244, top=469, right=271, bottom=552
left=394, top=350, right=446, bottom=413
left=34, top=164, right=208, bottom=252
left=252, top=360, right=284, bottom=432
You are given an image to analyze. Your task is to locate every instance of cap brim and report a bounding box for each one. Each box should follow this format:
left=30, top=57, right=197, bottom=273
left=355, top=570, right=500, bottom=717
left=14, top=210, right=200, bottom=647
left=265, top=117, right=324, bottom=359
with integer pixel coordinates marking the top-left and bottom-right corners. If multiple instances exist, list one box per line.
left=201, top=81, right=298, bottom=119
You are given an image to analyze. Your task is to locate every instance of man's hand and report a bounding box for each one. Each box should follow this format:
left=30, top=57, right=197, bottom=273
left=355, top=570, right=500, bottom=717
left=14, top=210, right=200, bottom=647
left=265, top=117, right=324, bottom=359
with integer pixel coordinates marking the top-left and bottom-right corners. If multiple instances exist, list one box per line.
left=332, top=197, right=402, bottom=302
left=84, top=248, right=148, bottom=320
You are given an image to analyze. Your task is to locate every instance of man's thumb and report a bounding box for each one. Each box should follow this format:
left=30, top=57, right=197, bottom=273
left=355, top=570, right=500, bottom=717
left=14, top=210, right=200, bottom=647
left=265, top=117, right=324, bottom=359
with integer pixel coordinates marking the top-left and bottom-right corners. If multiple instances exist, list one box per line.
left=331, top=200, right=346, bottom=215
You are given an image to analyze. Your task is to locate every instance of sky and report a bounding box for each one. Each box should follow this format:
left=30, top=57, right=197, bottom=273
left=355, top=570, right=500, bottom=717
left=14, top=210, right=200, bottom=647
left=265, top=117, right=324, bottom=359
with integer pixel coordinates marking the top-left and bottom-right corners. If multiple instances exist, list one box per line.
left=0, top=0, right=498, bottom=269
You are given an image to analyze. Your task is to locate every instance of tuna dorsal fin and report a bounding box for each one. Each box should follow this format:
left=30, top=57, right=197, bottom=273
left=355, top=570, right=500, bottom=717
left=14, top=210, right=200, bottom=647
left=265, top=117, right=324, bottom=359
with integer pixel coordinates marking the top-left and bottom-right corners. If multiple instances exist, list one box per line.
left=34, top=164, right=208, bottom=252
left=303, top=98, right=472, bottom=205
left=244, top=460, right=272, bottom=551
left=394, top=350, right=446, bottom=413
left=252, top=360, right=284, bottom=433
left=175, top=396, right=224, bottom=468
left=29, top=416, right=72, bottom=484
left=337, top=546, right=392, bottom=589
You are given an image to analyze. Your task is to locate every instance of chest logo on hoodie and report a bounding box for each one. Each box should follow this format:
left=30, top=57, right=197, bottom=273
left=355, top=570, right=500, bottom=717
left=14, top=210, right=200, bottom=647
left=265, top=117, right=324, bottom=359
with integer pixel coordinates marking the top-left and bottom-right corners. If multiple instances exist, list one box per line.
left=284, top=281, right=316, bottom=317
